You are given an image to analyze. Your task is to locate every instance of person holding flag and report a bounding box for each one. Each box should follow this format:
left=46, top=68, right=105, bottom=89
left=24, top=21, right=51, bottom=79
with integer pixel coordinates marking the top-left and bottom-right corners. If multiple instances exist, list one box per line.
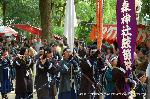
left=58, top=48, right=78, bottom=99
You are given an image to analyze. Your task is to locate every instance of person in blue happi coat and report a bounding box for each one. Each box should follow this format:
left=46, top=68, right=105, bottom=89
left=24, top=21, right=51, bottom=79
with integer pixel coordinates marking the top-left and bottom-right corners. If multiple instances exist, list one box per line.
left=104, top=55, right=118, bottom=99
left=58, top=48, right=78, bottom=99
left=0, top=47, right=14, bottom=99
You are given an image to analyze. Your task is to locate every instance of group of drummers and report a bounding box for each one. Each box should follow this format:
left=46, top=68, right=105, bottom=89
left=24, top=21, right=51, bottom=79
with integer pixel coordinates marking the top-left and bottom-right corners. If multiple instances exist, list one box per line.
left=0, top=37, right=150, bottom=99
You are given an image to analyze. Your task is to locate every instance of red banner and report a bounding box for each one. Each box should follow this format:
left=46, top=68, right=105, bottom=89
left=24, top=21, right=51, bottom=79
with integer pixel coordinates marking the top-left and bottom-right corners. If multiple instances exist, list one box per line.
left=90, top=24, right=149, bottom=45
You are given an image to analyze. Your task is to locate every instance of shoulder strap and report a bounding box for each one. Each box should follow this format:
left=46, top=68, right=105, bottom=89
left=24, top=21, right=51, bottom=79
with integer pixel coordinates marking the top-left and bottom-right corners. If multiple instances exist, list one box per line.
left=87, top=60, right=92, bottom=67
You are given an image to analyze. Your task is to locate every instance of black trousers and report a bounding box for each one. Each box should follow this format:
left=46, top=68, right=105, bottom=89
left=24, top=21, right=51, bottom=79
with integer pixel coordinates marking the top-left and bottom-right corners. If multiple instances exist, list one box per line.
left=15, top=93, right=33, bottom=99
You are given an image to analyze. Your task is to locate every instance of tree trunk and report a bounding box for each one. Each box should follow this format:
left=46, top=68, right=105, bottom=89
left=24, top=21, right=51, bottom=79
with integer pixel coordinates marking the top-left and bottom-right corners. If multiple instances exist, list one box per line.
left=2, top=1, right=7, bottom=25
left=39, top=0, right=52, bottom=41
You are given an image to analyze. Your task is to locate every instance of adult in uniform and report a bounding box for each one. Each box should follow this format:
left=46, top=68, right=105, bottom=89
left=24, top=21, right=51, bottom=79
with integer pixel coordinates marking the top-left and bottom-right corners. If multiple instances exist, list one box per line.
left=58, top=48, right=78, bottom=99
left=35, top=48, right=58, bottom=99
left=111, top=59, right=134, bottom=99
left=104, top=56, right=118, bottom=99
left=14, top=47, right=34, bottom=99
left=0, top=48, right=14, bottom=99
left=79, top=46, right=101, bottom=99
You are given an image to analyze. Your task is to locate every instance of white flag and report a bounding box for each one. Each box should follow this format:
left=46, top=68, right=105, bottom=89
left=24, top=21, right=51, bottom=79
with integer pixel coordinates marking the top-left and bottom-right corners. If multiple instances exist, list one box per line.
left=64, top=0, right=76, bottom=52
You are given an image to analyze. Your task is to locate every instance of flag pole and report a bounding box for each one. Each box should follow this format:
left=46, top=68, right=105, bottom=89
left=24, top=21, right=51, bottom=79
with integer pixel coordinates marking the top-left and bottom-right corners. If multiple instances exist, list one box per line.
left=96, top=0, right=103, bottom=50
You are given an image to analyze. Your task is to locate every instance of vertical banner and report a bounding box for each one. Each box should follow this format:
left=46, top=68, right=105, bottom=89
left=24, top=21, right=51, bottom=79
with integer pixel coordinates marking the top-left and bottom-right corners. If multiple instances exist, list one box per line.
left=64, top=0, right=75, bottom=52
left=117, top=0, right=138, bottom=71
left=96, top=0, right=103, bottom=49
left=64, top=0, right=69, bottom=40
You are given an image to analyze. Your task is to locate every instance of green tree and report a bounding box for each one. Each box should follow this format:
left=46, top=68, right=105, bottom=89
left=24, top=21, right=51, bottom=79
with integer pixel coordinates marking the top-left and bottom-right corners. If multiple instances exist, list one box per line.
left=0, top=0, right=9, bottom=25
left=52, top=0, right=66, bottom=27
left=75, top=0, right=116, bottom=42
left=140, top=0, right=150, bottom=25
left=0, top=0, right=40, bottom=26
left=103, top=0, right=116, bottom=24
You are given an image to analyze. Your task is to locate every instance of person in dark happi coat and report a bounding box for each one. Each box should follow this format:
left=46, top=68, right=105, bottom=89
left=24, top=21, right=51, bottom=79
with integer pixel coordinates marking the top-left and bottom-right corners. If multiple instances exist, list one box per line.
left=26, top=47, right=37, bottom=98
left=35, top=48, right=58, bottom=99
left=58, top=48, right=78, bottom=99
left=14, top=47, right=34, bottom=99
left=51, top=43, right=62, bottom=91
left=104, top=56, right=118, bottom=99
left=72, top=47, right=82, bottom=99
left=0, top=48, right=13, bottom=99
left=135, top=71, right=147, bottom=99
left=111, top=66, right=128, bottom=99
left=79, top=46, right=101, bottom=99
left=111, top=56, right=138, bottom=99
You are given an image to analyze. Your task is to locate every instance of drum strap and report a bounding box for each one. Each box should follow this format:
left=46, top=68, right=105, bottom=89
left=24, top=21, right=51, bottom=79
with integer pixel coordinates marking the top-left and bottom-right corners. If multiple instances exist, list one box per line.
left=82, top=73, right=101, bottom=92
left=82, top=73, right=93, bottom=84
left=87, top=60, right=92, bottom=67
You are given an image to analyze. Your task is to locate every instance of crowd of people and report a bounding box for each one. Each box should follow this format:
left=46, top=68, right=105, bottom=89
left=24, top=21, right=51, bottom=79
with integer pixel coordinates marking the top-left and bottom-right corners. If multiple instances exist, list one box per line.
left=0, top=35, right=150, bottom=99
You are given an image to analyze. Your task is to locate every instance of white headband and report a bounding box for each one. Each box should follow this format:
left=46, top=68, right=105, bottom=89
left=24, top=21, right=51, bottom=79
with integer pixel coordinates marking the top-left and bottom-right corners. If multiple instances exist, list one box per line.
left=110, top=56, right=118, bottom=62
left=91, top=49, right=97, bottom=52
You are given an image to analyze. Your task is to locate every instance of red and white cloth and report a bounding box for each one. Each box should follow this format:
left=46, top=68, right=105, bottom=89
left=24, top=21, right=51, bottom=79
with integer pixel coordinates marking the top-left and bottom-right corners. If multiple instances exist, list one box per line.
left=0, top=26, right=18, bottom=36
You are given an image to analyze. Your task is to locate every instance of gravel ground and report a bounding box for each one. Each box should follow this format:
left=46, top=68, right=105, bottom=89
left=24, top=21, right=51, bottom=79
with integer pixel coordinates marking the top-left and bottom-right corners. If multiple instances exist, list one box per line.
left=7, top=91, right=37, bottom=99
left=7, top=91, right=58, bottom=99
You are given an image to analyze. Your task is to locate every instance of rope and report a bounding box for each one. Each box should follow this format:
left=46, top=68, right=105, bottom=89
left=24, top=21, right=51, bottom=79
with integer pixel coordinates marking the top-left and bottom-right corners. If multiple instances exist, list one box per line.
left=82, top=73, right=101, bottom=93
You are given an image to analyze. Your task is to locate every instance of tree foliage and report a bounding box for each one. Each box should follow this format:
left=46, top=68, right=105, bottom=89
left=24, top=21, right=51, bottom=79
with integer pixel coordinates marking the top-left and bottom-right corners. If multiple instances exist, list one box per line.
left=0, top=0, right=40, bottom=26
left=140, top=0, right=150, bottom=24
left=141, top=0, right=150, bottom=17
left=0, top=0, right=149, bottom=40
left=103, top=0, right=116, bottom=24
